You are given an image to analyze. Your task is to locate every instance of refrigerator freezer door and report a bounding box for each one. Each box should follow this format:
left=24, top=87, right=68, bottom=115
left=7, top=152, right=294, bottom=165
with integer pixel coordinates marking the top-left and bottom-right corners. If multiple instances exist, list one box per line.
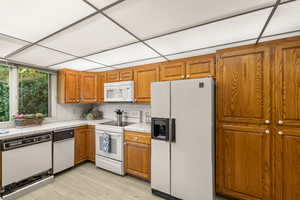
left=151, top=81, right=170, bottom=118
left=170, top=78, right=215, bottom=200
left=151, top=81, right=171, bottom=194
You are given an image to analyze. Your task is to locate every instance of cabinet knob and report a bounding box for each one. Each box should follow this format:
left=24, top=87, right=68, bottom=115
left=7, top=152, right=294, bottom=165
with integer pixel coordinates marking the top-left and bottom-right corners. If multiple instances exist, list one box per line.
left=187, top=75, right=190, bottom=78
left=278, top=131, right=283, bottom=135
left=278, top=120, right=283, bottom=125
left=265, top=120, right=270, bottom=124
left=265, top=130, right=270, bottom=134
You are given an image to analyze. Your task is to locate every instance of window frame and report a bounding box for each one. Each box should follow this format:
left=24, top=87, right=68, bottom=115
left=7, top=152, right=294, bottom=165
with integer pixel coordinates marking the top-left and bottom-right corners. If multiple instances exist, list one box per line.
left=0, top=65, right=55, bottom=126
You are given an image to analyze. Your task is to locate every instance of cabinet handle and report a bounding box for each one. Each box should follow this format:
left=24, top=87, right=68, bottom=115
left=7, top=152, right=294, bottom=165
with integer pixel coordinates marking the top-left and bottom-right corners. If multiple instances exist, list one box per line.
left=265, top=120, right=270, bottom=124
left=278, top=131, right=283, bottom=135
left=181, top=75, right=185, bottom=78
left=278, top=120, right=283, bottom=125
left=134, top=136, right=138, bottom=140
left=187, top=75, right=190, bottom=78
left=265, top=130, right=270, bottom=134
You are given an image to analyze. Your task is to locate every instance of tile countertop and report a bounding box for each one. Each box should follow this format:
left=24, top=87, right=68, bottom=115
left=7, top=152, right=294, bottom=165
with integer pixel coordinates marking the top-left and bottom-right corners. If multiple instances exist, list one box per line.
left=0, top=119, right=112, bottom=140
left=124, top=123, right=151, bottom=134
left=0, top=119, right=151, bottom=140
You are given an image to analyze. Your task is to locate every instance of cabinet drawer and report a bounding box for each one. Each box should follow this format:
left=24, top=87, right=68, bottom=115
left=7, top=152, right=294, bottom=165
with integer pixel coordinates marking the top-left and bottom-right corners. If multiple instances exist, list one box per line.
left=125, top=131, right=151, bottom=144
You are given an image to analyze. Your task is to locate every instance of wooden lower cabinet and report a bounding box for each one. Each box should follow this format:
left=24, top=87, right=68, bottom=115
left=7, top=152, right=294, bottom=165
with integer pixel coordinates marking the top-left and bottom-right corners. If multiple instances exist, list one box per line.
left=75, top=126, right=95, bottom=165
left=124, top=131, right=151, bottom=180
left=217, top=124, right=271, bottom=200
left=275, top=128, right=300, bottom=200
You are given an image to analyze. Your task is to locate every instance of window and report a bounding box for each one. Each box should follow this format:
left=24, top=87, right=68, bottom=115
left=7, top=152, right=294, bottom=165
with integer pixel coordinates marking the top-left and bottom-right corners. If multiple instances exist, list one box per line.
left=0, top=65, right=9, bottom=122
left=18, top=67, right=50, bottom=117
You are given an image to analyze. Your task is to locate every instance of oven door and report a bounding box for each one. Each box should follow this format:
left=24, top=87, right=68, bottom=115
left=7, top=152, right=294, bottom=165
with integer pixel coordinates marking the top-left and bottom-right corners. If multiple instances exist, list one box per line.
left=95, top=130, right=123, bottom=161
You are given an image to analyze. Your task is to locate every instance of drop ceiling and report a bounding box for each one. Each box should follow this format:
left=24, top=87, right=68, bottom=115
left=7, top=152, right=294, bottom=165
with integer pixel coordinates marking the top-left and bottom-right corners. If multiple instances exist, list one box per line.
left=0, top=0, right=299, bottom=71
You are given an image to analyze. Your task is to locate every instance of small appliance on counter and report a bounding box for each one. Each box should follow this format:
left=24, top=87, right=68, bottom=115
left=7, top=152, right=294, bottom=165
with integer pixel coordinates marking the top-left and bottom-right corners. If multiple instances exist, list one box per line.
left=115, top=109, right=124, bottom=126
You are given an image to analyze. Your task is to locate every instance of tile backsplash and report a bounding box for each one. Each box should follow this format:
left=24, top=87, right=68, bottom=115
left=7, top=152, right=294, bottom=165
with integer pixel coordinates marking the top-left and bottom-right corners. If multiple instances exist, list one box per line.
left=95, top=103, right=151, bottom=123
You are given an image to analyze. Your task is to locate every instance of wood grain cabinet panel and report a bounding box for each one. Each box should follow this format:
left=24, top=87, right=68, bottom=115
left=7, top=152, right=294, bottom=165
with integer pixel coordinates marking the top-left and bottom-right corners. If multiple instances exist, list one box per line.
left=186, top=55, right=215, bottom=78
left=80, top=72, right=97, bottom=103
left=106, top=70, right=120, bottom=82
left=75, top=126, right=88, bottom=165
left=124, top=131, right=151, bottom=180
left=87, top=126, right=96, bottom=162
left=217, top=47, right=271, bottom=125
left=119, top=68, right=133, bottom=81
left=97, top=72, right=106, bottom=103
left=275, top=41, right=300, bottom=127
left=219, top=124, right=271, bottom=200
left=275, top=128, right=300, bottom=200
left=58, top=69, right=80, bottom=104
left=134, top=64, right=159, bottom=103
left=160, top=61, right=186, bottom=81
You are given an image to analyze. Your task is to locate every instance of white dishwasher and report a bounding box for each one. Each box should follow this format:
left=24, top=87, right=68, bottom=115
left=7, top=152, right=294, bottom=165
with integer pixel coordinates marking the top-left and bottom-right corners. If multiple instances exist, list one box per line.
left=1, top=133, right=53, bottom=189
left=52, top=129, right=75, bottom=174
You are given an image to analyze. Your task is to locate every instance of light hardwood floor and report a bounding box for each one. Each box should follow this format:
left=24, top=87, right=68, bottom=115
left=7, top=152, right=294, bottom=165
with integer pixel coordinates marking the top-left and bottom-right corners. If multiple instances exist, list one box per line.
left=17, top=163, right=227, bottom=200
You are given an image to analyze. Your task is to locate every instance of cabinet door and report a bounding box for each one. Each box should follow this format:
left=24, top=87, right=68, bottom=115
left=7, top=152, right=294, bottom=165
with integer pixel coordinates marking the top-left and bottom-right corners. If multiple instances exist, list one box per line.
left=75, top=127, right=88, bottom=165
left=119, top=68, right=133, bottom=81
left=160, top=61, right=185, bottom=81
left=65, top=70, right=80, bottom=103
left=125, top=141, right=151, bottom=180
left=275, top=128, right=300, bottom=200
left=80, top=72, right=97, bottom=103
left=134, top=64, right=159, bottom=103
left=87, top=126, right=95, bottom=162
left=275, top=41, right=300, bottom=127
left=186, top=55, right=215, bottom=79
left=97, top=72, right=106, bottom=103
left=217, top=47, right=271, bottom=125
left=218, top=124, right=271, bottom=200
left=106, top=70, right=119, bottom=82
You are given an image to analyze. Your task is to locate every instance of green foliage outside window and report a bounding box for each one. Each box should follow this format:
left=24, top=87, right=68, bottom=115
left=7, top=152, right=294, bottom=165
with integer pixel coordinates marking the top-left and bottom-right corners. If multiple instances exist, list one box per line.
left=18, top=67, right=49, bottom=117
left=0, top=66, right=9, bottom=122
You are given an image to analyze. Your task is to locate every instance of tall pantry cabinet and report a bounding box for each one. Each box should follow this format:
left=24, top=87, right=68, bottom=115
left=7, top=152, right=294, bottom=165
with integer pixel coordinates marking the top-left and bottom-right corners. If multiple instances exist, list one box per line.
left=216, top=39, right=300, bottom=200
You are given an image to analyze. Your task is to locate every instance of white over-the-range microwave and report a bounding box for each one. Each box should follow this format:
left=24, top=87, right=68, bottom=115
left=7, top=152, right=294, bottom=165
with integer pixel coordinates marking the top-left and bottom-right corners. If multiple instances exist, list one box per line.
left=104, top=81, right=134, bottom=102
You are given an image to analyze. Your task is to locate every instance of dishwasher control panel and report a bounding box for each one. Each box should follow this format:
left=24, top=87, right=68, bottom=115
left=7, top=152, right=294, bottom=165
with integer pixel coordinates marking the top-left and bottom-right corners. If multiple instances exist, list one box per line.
left=1, top=133, right=52, bottom=151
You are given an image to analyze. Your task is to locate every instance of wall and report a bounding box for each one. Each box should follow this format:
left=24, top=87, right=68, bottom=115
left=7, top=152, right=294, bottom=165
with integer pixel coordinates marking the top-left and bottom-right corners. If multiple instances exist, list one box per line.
left=95, top=103, right=151, bottom=123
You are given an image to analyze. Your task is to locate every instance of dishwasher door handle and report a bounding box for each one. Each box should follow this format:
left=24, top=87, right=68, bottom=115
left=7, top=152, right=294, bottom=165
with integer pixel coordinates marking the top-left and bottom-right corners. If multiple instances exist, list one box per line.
left=53, top=138, right=74, bottom=144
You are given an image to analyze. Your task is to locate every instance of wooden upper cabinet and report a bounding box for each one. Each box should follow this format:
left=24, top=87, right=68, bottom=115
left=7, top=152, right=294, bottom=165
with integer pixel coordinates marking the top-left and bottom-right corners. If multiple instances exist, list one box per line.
left=275, top=128, right=300, bottom=200
left=119, top=68, right=133, bottom=81
left=160, top=61, right=186, bottom=81
left=80, top=72, right=97, bottom=103
left=106, top=70, right=120, bottom=82
left=219, top=124, right=271, bottom=200
left=58, top=69, right=80, bottom=104
left=97, top=72, right=106, bottom=103
left=186, top=55, right=215, bottom=79
left=275, top=41, right=300, bottom=127
left=217, top=47, right=271, bottom=125
left=134, top=64, right=160, bottom=103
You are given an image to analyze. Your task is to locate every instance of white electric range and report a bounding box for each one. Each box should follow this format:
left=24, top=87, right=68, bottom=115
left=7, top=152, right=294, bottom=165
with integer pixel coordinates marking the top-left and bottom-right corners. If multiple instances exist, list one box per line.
left=95, top=121, right=134, bottom=175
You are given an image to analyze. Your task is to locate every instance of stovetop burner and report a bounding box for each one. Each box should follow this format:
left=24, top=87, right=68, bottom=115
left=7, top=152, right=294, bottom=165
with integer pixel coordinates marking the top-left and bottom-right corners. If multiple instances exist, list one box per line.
left=99, top=121, right=135, bottom=127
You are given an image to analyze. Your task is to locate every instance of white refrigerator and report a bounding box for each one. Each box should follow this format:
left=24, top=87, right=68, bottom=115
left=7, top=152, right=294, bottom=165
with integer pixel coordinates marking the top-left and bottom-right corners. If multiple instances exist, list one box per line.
left=151, top=77, right=215, bottom=200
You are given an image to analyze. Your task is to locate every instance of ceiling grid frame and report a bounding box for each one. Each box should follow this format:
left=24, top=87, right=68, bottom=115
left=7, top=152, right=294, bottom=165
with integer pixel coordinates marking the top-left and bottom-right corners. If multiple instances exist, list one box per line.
left=81, top=0, right=169, bottom=61
left=0, top=0, right=298, bottom=71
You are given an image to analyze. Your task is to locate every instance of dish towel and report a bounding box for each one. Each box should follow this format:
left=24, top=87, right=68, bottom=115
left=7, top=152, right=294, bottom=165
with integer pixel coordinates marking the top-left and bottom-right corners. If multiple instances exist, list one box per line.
left=102, top=133, right=111, bottom=153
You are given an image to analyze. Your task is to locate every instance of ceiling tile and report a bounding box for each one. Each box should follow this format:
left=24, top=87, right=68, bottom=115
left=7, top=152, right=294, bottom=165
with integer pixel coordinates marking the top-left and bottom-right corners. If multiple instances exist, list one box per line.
left=0, top=0, right=94, bottom=42
left=263, top=1, right=300, bottom=36
left=40, top=14, right=138, bottom=57
left=9, top=46, right=75, bottom=67
left=166, top=39, right=256, bottom=60
left=88, top=0, right=120, bottom=9
left=104, top=0, right=275, bottom=39
left=49, top=59, right=105, bottom=71
left=86, top=43, right=160, bottom=65
left=0, top=35, right=29, bottom=57
left=113, top=57, right=166, bottom=69
left=261, top=31, right=300, bottom=42
left=88, top=67, right=115, bottom=72
left=145, top=9, right=271, bottom=55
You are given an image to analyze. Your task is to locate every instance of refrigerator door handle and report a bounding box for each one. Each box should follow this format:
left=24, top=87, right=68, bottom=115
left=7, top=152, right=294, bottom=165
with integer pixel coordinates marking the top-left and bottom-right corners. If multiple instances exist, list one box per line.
left=171, top=118, right=176, bottom=143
